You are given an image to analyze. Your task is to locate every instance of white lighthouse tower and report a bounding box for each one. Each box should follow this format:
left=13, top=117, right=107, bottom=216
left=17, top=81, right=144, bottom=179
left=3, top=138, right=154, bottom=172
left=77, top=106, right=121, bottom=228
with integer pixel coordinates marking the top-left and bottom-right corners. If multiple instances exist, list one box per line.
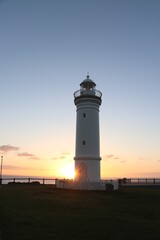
left=55, top=75, right=118, bottom=190
left=74, top=75, right=102, bottom=182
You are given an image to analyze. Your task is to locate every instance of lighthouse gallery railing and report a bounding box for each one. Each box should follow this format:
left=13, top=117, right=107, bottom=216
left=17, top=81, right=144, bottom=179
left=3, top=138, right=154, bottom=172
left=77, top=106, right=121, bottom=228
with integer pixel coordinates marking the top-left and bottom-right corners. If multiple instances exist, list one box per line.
left=74, top=89, right=102, bottom=98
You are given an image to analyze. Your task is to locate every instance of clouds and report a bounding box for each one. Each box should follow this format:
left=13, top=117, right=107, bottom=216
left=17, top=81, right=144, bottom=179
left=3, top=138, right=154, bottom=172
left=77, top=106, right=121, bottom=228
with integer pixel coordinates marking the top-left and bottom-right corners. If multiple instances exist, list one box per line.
left=103, top=154, right=127, bottom=163
left=105, top=155, right=114, bottom=159
left=3, top=164, right=33, bottom=170
left=103, top=154, right=120, bottom=161
left=3, top=165, right=20, bottom=170
left=52, top=155, right=66, bottom=160
left=121, top=160, right=127, bottom=163
left=138, top=157, right=151, bottom=161
left=52, top=152, right=72, bottom=161
left=17, top=152, right=35, bottom=157
left=3, top=165, right=47, bottom=171
left=17, top=152, right=40, bottom=160
left=30, top=156, right=40, bottom=160
left=0, top=145, right=19, bottom=153
left=103, top=154, right=158, bottom=164
left=0, top=144, right=39, bottom=160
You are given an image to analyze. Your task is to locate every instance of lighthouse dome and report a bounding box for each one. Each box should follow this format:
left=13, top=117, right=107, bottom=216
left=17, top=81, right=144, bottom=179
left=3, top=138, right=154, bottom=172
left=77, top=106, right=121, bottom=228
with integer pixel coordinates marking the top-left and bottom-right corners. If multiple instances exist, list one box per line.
left=80, top=75, right=96, bottom=89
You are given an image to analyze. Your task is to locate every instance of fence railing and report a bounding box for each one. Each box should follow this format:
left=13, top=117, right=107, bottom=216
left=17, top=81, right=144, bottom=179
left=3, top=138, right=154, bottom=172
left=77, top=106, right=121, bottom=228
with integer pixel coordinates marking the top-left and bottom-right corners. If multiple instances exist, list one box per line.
left=0, top=177, right=59, bottom=185
left=1, top=177, right=160, bottom=186
left=118, top=178, right=160, bottom=185
left=74, top=89, right=102, bottom=98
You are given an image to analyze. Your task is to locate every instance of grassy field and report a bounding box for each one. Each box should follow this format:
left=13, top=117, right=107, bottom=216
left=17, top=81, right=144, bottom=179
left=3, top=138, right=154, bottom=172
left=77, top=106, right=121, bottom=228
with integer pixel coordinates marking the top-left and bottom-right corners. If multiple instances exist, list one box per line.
left=0, top=185, right=160, bottom=240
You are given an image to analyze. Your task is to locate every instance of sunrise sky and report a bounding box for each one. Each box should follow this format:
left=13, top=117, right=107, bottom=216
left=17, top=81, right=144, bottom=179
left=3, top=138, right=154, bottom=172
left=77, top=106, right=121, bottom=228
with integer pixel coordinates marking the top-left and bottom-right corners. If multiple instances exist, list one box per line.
left=0, top=0, right=160, bottom=179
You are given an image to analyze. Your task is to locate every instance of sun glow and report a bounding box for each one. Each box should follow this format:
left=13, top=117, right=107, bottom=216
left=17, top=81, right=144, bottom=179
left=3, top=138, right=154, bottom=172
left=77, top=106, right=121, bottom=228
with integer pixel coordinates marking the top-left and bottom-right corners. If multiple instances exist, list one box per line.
left=60, top=163, right=75, bottom=179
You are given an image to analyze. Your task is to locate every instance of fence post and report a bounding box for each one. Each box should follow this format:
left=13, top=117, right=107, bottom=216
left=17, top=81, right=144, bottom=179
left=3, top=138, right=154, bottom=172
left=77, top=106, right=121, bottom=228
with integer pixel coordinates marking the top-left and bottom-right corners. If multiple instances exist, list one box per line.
left=43, top=178, right=45, bottom=185
left=28, top=178, right=30, bottom=183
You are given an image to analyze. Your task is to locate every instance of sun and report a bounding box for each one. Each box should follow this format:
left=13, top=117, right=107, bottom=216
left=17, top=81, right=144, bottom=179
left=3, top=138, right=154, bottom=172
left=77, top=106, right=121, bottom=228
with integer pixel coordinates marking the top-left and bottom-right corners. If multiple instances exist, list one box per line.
left=60, top=163, right=75, bottom=179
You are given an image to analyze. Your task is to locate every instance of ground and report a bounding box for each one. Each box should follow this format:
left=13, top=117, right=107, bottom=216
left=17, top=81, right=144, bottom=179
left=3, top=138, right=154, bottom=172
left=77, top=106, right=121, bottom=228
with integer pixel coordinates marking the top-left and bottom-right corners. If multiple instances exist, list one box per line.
left=0, top=185, right=160, bottom=240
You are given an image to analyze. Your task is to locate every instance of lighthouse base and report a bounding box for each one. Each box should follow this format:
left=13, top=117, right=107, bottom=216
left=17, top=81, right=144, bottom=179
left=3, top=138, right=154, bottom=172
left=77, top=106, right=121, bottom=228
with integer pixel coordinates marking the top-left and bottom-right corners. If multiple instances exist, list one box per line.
left=74, top=159, right=101, bottom=182
left=55, top=179, right=118, bottom=191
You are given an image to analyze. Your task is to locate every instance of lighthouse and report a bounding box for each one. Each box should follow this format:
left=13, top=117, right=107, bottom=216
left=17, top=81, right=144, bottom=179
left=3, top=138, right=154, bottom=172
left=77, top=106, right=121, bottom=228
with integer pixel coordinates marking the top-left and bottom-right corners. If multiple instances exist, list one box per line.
left=55, top=75, right=118, bottom=190
left=74, top=75, right=102, bottom=182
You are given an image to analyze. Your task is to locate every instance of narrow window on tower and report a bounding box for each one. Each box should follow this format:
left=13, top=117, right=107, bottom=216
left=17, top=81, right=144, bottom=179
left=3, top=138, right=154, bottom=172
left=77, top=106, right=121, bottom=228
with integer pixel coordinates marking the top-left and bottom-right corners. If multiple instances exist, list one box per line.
left=83, top=113, right=86, bottom=118
left=82, top=140, right=86, bottom=145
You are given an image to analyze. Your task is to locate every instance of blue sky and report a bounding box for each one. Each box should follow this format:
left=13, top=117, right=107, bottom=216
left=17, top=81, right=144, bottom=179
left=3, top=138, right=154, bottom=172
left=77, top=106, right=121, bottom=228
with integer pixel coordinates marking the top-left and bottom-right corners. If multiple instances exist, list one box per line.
left=0, top=0, right=160, bottom=178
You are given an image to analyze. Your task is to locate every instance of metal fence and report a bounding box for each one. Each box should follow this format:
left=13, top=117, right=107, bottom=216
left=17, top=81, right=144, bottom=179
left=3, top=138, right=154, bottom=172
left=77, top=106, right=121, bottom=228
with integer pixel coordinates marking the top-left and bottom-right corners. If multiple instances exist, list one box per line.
left=74, top=89, right=102, bottom=98
left=1, top=177, right=160, bottom=186
left=0, top=177, right=57, bottom=185
left=118, top=178, right=160, bottom=185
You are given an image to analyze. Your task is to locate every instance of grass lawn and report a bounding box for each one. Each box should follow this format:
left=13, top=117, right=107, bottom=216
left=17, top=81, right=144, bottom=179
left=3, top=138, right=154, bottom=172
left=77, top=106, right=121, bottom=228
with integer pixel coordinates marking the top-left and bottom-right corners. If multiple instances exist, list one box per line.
left=0, top=185, right=160, bottom=240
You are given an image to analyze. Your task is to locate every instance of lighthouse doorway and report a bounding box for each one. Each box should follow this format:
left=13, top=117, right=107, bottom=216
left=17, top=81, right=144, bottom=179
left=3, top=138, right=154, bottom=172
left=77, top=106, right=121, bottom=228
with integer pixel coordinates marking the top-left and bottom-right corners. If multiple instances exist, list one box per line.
left=79, top=163, right=87, bottom=181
